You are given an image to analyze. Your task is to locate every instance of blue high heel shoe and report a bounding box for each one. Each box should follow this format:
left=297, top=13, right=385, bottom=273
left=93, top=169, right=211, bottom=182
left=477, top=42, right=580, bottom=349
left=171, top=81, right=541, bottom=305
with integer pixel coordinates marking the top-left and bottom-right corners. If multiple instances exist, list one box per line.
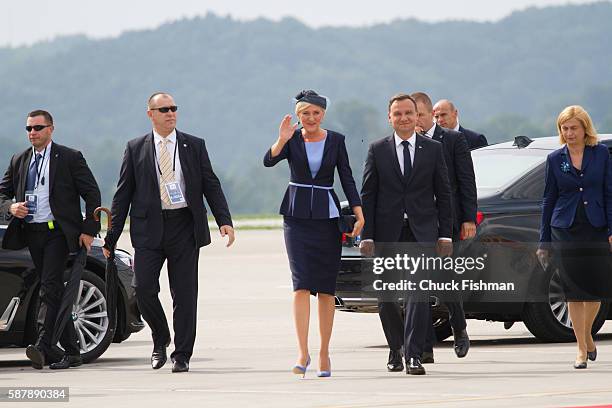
left=317, top=358, right=331, bottom=378
left=292, top=355, right=311, bottom=378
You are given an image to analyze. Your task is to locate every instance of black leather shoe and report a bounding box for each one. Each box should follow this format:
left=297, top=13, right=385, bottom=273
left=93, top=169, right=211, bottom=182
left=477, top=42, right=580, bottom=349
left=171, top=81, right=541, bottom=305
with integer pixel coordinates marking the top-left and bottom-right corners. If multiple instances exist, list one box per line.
left=25, top=345, right=46, bottom=370
left=406, top=357, right=426, bottom=375
left=587, top=347, right=597, bottom=362
left=151, top=345, right=167, bottom=370
left=421, top=351, right=434, bottom=364
left=453, top=329, right=470, bottom=358
left=386, top=349, right=404, bottom=372
left=49, top=354, right=82, bottom=370
left=172, top=360, right=189, bottom=373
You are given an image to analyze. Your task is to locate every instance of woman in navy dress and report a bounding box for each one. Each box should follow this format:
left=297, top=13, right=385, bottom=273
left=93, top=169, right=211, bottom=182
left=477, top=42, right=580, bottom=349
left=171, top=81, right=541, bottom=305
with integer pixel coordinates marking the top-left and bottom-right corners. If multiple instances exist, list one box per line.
left=538, top=105, right=612, bottom=369
left=264, top=90, right=364, bottom=377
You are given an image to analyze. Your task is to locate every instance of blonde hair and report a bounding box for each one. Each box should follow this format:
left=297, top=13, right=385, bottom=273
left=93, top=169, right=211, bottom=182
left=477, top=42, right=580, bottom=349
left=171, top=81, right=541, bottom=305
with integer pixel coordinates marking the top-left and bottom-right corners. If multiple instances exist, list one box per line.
left=295, top=101, right=325, bottom=116
left=557, top=105, right=598, bottom=146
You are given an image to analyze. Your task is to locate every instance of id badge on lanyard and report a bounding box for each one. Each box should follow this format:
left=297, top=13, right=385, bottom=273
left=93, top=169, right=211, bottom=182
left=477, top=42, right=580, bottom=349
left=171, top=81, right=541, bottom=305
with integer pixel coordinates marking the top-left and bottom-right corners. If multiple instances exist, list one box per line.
left=165, top=181, right=186, bottom=205
left=25, top=190, right=38, bottom=215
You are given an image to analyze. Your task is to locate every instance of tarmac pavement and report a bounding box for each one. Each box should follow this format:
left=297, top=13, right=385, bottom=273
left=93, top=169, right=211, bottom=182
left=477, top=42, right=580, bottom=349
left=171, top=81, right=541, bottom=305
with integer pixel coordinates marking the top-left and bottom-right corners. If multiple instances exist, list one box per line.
left=1, top=230, right=612, bottom=408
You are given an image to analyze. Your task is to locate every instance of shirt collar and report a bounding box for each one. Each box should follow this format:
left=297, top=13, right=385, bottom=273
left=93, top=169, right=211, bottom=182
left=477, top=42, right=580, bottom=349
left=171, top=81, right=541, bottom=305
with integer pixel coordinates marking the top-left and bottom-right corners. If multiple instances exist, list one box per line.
left=153, top=129, right=177, bottom=145
left=422, top=123, right=436, bottom=138
left=394, top=132, right=416, bottom=147
left=453, top=122, right=460, bottom=132
left=32, top=140, right=52, bottom=159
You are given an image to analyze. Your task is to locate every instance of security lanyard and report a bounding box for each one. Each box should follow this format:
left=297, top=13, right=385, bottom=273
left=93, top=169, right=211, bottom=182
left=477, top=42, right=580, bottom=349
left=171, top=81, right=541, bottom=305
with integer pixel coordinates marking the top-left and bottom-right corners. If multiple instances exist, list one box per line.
left=32, top=146, right=48, bottom=190
left=153, top=138, right=178, bottom=175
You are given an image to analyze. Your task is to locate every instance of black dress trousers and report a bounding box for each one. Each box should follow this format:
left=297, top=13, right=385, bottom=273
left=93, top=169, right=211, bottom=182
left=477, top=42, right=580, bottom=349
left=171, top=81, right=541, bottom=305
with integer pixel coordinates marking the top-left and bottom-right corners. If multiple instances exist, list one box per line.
left=26, top=225, right=80, bottom=356
left=378, top=223, right=431, bottom=358
left=133, top=208, right=199, bottom=362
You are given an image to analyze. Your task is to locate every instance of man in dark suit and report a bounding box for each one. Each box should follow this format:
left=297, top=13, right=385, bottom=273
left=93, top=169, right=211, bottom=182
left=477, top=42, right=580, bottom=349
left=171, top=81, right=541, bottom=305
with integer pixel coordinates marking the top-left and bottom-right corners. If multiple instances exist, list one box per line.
left=103, top=92, right=234, bottom=373
left=413, top=92, right=477, bottom=362
left=0, top=110, right=101, bottom=370
left=360, top=94, right=453, bottom=375
left=433, top=99, right=488, bottom=150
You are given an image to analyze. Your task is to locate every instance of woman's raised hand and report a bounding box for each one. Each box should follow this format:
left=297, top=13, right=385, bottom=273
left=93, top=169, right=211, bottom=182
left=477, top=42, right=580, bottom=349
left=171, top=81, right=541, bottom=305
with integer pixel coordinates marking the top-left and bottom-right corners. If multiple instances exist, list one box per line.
left=278, top=114, right=298, bottom=143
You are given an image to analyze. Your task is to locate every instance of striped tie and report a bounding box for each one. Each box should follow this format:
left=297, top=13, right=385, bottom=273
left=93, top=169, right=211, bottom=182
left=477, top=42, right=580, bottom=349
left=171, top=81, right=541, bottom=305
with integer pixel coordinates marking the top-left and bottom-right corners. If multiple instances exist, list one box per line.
left=158, top=138, right=174, bottom=206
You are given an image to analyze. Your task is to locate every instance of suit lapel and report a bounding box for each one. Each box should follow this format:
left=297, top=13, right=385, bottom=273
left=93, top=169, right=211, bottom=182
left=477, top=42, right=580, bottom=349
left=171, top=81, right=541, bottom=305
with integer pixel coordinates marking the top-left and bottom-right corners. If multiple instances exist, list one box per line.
left=144, top=132, right=158, bottom=183
left=581, top=145, right=593, bottom=172
left=48, top=143, right=58, bottom=194
left=176, top=131, right=193, bottom=200
left=318, top=130, right=333, bottom=178
left=17, top=148, right=32, bottom=199
left=294, top=130, right=313, bottom=181
left=432, top=125, right=444, bottom=142
left=387, top=135, right=404, bottom=183
left=561, top=145, right=578, bottom=176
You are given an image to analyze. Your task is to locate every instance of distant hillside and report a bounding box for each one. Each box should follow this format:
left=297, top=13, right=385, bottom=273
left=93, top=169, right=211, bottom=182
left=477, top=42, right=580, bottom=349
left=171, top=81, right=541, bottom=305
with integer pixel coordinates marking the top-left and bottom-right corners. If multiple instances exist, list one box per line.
left=1, top=2, right=611, bottom=213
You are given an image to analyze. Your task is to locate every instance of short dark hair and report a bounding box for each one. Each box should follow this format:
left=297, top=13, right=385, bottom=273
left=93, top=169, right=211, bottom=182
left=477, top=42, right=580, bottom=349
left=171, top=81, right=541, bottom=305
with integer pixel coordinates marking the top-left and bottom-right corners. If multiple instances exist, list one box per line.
left=27, top=110, right=54, bottom=125
left=388, top=93, right=417, bottom=112
left=147, top=92, right=172, bottom=108
left=410, top=92, right=433, bottom=111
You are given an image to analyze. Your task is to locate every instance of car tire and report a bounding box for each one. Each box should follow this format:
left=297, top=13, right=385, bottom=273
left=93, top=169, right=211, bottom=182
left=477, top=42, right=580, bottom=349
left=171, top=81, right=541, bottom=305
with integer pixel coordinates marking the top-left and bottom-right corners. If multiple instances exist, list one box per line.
left=523, top=301, right=607, bottom=342
left=522, top=268, right=608, bottom=342
left=44, top=270, right=116, bottom=364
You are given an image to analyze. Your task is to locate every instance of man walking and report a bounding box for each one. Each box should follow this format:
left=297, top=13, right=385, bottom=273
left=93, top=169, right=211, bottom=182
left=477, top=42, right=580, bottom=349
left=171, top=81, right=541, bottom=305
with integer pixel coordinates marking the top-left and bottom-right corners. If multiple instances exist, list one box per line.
left=413, top=92, right=476, bottom=362
left=360, top=94, right=453, bottom=375
left=433, top=99, right=488, bottom=149
left=104, top=92, right=234, bottom=373
left=0, top=110, right=101, bottom=369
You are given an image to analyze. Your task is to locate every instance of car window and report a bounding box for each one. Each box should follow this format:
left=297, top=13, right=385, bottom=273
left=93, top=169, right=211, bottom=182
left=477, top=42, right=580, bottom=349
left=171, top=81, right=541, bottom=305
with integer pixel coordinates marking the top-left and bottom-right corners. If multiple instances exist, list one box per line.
left=502, top=163, right=545, bottom=200
left=472, top=149, right=548, bottom=196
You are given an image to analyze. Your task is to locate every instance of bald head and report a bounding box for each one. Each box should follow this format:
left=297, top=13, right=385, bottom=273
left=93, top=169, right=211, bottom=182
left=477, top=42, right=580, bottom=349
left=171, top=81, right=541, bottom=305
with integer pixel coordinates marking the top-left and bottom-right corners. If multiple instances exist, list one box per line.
left=433, top=99, right=458, bottom=129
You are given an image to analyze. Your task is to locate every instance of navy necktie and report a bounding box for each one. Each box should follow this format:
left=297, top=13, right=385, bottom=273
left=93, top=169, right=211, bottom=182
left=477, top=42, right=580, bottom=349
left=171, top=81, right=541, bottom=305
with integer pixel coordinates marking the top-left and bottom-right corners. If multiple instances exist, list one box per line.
left=24, top=153, right=42, bottom=221
left=401, top=140, right=412, bottom=180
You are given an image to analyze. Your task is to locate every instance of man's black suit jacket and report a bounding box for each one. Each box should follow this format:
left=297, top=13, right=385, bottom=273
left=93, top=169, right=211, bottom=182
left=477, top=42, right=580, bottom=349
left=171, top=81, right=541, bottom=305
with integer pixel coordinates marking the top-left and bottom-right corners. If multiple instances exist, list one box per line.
left=431, top=125, right=477, bottom=233
left=361, top=134, right=452, bottom=243
left=0, top=142, right=101, bottom=251
left=105, top=130, right=232, bottom=249
left=458, top=125, right=488, bottom=150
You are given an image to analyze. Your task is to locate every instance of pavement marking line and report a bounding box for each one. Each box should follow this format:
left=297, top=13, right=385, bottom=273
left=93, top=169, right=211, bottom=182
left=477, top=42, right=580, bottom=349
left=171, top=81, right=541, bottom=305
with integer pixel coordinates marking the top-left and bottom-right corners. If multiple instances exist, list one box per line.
left=318, top=387, right=612, bottom=408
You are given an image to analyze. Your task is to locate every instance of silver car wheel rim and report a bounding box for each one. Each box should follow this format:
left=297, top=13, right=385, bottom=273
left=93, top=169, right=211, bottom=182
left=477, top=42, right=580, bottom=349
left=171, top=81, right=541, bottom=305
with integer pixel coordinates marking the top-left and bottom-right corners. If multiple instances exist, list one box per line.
left=549, top=269, right=572, bottom=329
left=58, top=280, right=109, bottom=353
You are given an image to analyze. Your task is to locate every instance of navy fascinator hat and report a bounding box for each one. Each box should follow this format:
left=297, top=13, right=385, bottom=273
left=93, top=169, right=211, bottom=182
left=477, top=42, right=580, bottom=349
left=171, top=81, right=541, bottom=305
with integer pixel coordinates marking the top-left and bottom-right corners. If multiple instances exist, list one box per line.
left=294, top=90, right=328, bottom=110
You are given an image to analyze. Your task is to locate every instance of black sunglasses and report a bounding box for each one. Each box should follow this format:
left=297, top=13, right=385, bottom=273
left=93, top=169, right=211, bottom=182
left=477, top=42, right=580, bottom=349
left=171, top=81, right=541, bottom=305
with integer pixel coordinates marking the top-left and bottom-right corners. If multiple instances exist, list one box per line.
left=25, top=125, right=51, bottom=132
left=150, top=106, right=178, bottom=113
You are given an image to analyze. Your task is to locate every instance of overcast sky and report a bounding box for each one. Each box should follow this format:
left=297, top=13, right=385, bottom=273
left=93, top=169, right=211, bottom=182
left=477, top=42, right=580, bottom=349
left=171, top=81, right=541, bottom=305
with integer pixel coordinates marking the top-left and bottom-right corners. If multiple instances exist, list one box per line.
left=0, top=0, right=602, bottom=47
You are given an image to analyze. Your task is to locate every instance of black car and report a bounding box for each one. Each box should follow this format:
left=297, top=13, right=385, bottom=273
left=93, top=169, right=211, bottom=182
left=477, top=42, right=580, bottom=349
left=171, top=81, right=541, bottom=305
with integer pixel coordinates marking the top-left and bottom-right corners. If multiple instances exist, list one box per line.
left=0, top=220, right=144, bottom=363
left=336, top=134, right=612, bottom=343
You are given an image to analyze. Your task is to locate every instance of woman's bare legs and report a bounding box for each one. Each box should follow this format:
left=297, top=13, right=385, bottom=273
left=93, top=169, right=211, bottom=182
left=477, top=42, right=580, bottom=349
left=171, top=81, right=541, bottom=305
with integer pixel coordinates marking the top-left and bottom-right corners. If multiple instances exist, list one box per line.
left=293, top=290, right=311, bottom=367
left=317, top=293, right=335, bottom=371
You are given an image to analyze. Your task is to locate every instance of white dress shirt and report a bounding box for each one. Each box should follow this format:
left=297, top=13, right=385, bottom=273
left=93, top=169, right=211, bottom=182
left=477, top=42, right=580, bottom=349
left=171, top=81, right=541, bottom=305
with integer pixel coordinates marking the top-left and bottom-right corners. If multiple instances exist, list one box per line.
left=27, top=141, right=54, bottom=223
left=153, top=129, right=188, bottom=210
left=394, top=132, right=415, bottom=175
left=452, top=122, right=460, bottom=132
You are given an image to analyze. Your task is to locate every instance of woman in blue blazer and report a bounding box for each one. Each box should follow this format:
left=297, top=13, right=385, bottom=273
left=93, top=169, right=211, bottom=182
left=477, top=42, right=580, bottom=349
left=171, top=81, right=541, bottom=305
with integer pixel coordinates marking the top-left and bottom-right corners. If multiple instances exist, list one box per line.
left=264, top=90, right=364, bottom=377
left=538, top=105, right=612, bottom=369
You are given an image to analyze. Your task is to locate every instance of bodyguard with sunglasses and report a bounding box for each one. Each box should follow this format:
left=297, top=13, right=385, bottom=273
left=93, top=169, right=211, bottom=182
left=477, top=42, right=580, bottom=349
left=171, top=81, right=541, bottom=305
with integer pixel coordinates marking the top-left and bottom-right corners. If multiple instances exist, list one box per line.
left=103, top=92, right=234, bottom=373
left=0, top=110, right=101, bottom=369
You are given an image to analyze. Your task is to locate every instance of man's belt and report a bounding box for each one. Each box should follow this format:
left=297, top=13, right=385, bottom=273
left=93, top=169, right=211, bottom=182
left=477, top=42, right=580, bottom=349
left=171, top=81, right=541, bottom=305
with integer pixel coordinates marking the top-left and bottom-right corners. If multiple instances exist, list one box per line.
left=25, top=220, right=58, bottom=231
left=162, top=207, right=190, bottom=219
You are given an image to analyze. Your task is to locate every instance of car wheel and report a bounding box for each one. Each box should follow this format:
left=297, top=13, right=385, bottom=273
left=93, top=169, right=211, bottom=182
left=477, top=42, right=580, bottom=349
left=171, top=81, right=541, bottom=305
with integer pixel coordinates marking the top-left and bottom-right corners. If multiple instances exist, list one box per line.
left=46, top=270, right=116, bottom=363
left=522, top=269, right=608, bottom=342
